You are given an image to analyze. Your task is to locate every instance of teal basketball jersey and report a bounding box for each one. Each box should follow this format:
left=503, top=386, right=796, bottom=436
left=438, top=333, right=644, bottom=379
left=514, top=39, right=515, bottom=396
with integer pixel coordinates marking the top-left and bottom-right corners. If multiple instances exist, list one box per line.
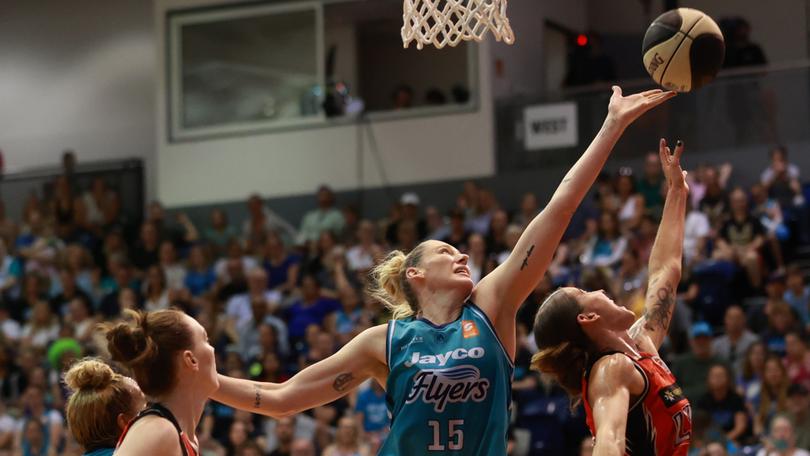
left=380, top=302, right=514, bottom=455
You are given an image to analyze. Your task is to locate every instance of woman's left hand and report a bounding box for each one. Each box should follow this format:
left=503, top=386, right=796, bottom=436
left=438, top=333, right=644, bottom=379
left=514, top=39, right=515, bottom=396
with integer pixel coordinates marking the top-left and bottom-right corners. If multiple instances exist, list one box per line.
left=659, top=138, right=689, bottom=193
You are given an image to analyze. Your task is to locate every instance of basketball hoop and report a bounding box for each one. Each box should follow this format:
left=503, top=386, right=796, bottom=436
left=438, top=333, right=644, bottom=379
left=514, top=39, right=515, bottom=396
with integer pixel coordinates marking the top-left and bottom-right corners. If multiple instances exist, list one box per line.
left=401, top=0, right=515, bottom=50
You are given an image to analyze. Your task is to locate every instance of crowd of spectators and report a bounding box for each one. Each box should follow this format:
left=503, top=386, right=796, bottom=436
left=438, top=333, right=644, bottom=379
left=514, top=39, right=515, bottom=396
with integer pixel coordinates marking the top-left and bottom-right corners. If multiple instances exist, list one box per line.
left=0, top=145, right=808, bottom=456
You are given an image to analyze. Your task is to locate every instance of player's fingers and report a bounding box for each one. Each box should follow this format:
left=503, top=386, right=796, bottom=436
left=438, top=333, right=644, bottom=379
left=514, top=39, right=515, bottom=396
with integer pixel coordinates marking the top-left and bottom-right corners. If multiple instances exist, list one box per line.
left=674, top=140, right=685, bottom=162
left=647, top=91, right=677, bottom=104
left=641, top=88, right=664, bottom=97
left=659, top=138, right=669, bottom=163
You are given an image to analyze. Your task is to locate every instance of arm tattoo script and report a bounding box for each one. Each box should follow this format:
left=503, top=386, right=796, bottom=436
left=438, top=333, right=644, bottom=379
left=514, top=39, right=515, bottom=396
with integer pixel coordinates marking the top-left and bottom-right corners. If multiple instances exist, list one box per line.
left=643, top=285, right=675, bottom=333
left=520, top=245, right=536, bottom=271
left=253, top=384, right=262, bottom=409
left=332, top=373, right=355, bottom=392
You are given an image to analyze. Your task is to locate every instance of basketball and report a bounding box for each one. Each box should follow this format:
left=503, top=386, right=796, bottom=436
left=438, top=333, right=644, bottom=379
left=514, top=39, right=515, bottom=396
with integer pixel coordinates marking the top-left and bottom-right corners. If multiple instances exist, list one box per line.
left=642, top=8, right=725, bottom=92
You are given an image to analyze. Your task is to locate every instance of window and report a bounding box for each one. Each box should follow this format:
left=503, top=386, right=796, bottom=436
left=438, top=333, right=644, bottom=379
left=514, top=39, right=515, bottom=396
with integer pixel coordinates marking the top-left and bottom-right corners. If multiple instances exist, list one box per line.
left=168, top=2, right=324, bottom=140
left=167, top=0, right=477, bottom=141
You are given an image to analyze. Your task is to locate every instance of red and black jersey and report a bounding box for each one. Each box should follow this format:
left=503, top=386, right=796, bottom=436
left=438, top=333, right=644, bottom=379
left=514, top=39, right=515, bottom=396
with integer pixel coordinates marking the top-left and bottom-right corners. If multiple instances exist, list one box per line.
left=582, top=351, right=692, bottom=456
left=117, top=403, right=198, bottom=456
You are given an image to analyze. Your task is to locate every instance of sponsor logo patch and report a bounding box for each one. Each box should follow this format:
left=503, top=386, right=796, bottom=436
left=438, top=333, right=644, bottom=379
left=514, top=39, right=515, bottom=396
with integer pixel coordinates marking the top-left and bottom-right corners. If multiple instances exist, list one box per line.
left=659, top=383, right=687, bottom=408
left=462, top=320, right=479, bottom=339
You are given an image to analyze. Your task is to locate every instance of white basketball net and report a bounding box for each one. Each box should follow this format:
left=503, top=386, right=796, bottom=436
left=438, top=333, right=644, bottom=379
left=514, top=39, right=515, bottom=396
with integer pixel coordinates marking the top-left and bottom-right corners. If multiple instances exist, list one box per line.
left=402, top=0, right=515, bottom=49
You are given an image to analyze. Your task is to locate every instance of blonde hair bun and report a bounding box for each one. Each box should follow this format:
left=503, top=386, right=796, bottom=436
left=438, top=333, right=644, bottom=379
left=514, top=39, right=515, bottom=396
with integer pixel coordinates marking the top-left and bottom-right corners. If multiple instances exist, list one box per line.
left=64, top=358, right=116, bottom=392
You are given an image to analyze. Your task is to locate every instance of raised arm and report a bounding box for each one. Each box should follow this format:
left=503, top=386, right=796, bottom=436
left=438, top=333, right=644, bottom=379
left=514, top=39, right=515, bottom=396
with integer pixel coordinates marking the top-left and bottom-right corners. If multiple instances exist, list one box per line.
left=211, top=324, right=388, bottom=418
left=473, top=87, right=675, bottom=347
left=629, top=139, right=689, bottom=351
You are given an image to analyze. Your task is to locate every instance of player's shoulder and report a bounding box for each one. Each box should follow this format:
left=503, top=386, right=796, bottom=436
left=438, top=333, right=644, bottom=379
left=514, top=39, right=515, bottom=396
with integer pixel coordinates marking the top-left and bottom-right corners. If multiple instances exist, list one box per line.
left=589, top=353, right=645, bottom=396
left=117, top=415, right=182, bottom=455
left=592, top=352, right=637, bottom=377
left=125, top=414, right=179, bottom=437
left=351, top=324, right=389, bottom=359
left=359, top=323, right=389, bottom=341
left=352, top=324, right=391, bottom=380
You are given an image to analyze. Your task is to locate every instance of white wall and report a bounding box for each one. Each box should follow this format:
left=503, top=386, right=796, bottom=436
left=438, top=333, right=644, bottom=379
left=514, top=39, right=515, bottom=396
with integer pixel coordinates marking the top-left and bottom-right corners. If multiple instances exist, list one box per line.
left=587, top=0, right=808, bottom=63
left=0, top=0, right=155, bottom=190
left=155, top=0, right=496, bottom=207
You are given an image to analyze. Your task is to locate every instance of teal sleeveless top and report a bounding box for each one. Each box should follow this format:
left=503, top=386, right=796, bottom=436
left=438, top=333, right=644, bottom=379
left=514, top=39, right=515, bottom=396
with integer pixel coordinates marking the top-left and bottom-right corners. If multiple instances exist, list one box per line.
left=83, top=449, right=113, bottom=456
left=380, top=302, right=513, bottom=455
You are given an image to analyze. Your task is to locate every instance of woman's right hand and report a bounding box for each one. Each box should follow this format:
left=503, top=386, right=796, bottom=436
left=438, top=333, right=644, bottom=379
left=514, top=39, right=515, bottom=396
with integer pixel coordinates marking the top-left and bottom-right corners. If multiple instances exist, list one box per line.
left=659, top=138, right=689, bottom=193
left=607, top=86, right=676, bottom=127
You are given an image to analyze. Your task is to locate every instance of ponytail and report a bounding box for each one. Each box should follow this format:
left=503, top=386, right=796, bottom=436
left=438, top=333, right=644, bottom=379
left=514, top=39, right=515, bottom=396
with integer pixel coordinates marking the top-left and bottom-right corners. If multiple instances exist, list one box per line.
left=530, top=289, right=593, bottom=402
left=531, top=341, right=590, bottom=398
left=367, top=245, right=425, bottom=320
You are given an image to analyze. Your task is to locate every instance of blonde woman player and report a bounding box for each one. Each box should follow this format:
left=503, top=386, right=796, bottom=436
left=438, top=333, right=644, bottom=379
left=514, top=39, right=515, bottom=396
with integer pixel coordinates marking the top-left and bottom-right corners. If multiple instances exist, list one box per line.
left=63, top=358, right=146, bottom=456
left=211, top=86, right=675, bottom=455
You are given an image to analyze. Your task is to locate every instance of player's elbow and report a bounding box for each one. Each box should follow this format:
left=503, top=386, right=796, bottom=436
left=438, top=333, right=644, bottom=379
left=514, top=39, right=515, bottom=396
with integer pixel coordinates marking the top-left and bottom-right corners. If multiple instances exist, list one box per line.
left=652, top=260, right=681, bottom=282
left=253, top=386, right=293, bottom=418
left=665, top=259, right=682, bottom=278
left=663, top=256, right=682, bottom=272
left=272, top=409, right=297, bottom=419
left=261, top=404, right=296, bottom=419
left=593, top=433, right=625, bottom=456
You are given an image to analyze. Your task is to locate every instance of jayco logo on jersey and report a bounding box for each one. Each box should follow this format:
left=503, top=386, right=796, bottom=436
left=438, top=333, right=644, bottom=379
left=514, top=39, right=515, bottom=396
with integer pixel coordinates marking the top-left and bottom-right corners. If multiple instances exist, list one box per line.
left=404, top=347, right=485, bottom=367
left=405, top=365, right=491, bottom=412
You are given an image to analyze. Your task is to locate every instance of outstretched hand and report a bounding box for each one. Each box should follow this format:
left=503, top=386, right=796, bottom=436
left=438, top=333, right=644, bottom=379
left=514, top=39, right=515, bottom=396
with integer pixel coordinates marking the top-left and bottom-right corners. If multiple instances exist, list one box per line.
left=608, top=86, right=676, bottom=127
left=659, top=138, right=689, bottom=193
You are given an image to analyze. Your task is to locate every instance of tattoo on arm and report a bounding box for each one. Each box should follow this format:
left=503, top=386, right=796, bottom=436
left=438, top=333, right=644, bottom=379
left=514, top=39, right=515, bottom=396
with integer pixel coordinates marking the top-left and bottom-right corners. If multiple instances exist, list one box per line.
left=520, top=245, right=536, bottom=271
left=643, top=285, right=675, bottom=333
left=332, top=373, right=355, bottom=392
left=253, top=384, right=262, bottom=409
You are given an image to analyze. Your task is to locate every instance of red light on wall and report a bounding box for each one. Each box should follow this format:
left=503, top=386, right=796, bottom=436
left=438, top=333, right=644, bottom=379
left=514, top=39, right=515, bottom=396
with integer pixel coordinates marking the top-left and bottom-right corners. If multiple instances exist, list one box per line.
left=576, top=34, right=588, bottom=47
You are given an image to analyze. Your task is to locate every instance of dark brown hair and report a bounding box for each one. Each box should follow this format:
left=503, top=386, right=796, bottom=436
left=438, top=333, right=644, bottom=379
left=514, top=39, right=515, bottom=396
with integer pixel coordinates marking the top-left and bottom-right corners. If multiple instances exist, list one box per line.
left=530, top=289, right=593, bottom=399
left=102, top=309, right=193, bottom=398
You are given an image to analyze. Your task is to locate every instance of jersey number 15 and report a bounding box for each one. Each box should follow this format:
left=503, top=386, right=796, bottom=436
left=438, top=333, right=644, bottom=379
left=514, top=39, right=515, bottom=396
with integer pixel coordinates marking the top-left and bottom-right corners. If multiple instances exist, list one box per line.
left=428, top=419, right=464, bottom=451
